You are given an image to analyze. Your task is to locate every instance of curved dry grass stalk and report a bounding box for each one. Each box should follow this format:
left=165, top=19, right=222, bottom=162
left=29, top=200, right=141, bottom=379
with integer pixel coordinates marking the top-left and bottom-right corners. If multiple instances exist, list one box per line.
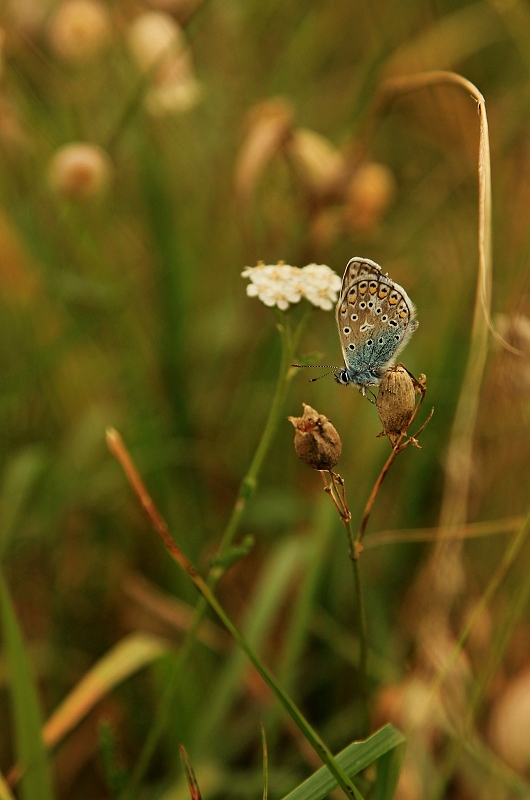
left=376, top=72, right=492, bottom=564
left=371, top=71, right=515, bottom=698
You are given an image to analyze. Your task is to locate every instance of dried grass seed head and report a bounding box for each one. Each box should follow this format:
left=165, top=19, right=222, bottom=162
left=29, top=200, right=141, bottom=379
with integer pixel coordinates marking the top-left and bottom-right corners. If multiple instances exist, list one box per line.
left=288, top=403, right=342, bottom=470
left=344, top=162, right=396, bottom=232
left=235, top=98, right=295, bottom=202
left=288, top=128, right=345, bottom=196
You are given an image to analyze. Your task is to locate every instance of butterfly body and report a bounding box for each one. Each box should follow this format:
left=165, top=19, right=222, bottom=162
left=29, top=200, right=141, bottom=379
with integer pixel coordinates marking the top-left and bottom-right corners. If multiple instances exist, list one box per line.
left=335, top=257, right=418, bottom=395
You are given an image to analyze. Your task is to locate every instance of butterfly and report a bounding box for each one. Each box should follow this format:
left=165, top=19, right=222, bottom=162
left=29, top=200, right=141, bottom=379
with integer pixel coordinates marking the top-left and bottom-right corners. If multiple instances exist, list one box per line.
left=334, top=257, right=418, bottom=395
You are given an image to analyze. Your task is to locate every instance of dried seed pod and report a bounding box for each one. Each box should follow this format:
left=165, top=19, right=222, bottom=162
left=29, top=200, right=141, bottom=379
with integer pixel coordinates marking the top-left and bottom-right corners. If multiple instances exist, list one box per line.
left=376, top=365, right=416, bottom=446
left=288, top=403, right=341, bottom=470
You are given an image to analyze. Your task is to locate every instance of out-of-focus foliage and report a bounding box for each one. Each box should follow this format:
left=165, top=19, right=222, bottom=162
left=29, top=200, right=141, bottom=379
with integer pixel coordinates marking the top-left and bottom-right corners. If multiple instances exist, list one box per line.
left=1, top=0, right=530, bottom=798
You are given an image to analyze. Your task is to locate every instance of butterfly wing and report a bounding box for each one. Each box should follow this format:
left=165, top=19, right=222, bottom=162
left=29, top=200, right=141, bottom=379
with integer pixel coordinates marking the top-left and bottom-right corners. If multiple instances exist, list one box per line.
left=338, top=257, right=383, bottom=296
left=336, top=259, right=418, bottom=379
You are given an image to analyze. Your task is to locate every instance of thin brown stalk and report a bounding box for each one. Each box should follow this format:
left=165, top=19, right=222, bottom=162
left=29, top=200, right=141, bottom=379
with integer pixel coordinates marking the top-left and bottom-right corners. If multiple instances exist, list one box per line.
left=357, top=382, right=431, bottom=546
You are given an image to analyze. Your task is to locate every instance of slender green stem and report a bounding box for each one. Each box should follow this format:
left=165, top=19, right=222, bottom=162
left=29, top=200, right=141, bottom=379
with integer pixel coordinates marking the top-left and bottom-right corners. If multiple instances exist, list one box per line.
left=351, top=531, right=370, bottom=738
left=322, top=474, right=370, bottom=737
left=180, top=555, right=366, bottom=800
left=117, top=309, right=311, bottom=799
left=211, top=308, right=311, bottom=576
left=108, top=426, right=366, bottom=800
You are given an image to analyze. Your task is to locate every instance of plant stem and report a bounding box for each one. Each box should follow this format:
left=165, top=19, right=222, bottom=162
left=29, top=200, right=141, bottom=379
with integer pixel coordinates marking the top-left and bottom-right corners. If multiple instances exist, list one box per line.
left=114, top=309, right=311, bottom=799
left=107, top=428, right=365, bottom=800
left=320, top=472, right=370, bottom=737
left=211, top=308, right=310, bottom=578
left=351, top=544, right=370, bottom=738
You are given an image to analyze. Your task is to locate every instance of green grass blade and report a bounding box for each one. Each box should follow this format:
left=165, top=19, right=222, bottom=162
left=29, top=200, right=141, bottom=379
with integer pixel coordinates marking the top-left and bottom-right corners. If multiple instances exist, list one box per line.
left=0, top=570, right=54, bottom=800
left=0, top=446, right=46, bottom=561
left=280, top=725, right=405, bottom=800
left=194, top=536, right=305, bottom=747
left=374, top=741, right=406, bottom=800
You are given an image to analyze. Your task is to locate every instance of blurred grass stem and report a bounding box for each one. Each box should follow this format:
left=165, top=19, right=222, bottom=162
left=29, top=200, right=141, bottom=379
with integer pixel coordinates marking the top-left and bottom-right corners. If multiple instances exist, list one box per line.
left=426, top=504, right=530, bottom=798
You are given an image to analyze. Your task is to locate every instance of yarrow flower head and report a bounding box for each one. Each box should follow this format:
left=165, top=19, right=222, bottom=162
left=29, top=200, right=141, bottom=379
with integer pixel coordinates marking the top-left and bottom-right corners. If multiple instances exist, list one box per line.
left=242, top=261, right=341, bottom=311
left=300, top=263, right=342, bottom=310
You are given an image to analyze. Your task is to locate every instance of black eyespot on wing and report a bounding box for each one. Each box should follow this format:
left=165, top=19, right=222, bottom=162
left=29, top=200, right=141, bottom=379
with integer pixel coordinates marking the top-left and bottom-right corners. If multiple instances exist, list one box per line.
left=348, top=343, right=355, bottom=350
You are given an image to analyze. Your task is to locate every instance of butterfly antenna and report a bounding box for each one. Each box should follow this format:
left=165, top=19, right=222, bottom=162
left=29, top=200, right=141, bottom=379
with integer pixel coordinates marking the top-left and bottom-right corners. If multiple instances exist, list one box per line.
left=308, top=370, right=337, bottom=382
left=291, top=364, right=340, bottom=370
left=290, top=364, right=339, bottom=382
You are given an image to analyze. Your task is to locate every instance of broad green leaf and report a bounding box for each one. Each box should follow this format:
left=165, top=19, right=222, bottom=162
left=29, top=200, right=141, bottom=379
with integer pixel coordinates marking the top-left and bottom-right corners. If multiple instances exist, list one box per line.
left=0, top=570, right=54, bottom=800
left=374, top=741, right=406, bottom=800
left=280, top=724, right=405, bottom=800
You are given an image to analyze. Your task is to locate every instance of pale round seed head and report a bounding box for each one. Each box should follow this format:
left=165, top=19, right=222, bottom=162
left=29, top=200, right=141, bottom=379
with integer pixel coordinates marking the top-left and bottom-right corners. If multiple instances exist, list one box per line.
left=48, top=142, right=112, bottom=200
left=127, top=11, right=185, bottom=73
left=146, top=74, right=203, bottom=116
left=48, top=0, right=111, bottom=63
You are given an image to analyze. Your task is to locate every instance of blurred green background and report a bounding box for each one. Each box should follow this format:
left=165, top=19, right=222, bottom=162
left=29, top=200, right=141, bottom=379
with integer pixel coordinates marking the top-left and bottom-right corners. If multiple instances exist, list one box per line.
left=1, top=0, right=530, bottom=798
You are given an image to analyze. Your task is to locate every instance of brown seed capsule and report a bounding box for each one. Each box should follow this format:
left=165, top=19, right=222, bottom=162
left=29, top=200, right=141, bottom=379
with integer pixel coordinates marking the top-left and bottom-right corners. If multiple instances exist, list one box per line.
left=288, top=403, right=342, bottom=470
left=376, top=365, right=416, bottom=446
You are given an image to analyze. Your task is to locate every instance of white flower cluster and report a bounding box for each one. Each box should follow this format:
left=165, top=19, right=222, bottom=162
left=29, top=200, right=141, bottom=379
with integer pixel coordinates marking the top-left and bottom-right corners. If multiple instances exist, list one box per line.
left=242, top=262, right=341, bottom=311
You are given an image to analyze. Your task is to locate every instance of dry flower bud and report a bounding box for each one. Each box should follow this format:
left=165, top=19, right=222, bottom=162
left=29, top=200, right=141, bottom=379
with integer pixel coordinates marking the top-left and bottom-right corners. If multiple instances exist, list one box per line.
left=288, top=128, right=345, bottom=195
left=344, top=161, right=395, bottom=231
left=48, top=0, right=111, bottom=63
left=376, top=365, right=416, bottom=446
left=288, top=403, right=341, bottom=470
left=48, top=142, right=112, bottom=200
